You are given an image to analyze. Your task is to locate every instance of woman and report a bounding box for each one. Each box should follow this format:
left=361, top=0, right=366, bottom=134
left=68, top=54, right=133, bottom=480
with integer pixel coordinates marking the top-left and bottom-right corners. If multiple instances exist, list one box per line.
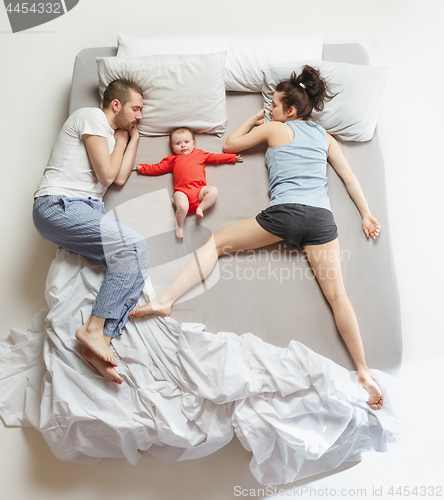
left=130, top=66, right=383, bottom=410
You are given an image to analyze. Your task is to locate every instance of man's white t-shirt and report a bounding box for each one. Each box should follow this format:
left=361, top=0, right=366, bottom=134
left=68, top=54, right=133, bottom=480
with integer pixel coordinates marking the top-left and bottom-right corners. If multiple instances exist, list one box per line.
left=34, top=108, right=116, bottom=201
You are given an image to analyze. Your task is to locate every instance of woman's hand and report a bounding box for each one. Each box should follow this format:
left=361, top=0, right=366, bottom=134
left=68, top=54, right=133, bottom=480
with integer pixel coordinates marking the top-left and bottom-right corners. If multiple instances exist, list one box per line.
left=223, top=108, right=270, bottom=153
left=362, top=214, right=380, bottom=240
left=253, top=109, right=265, bottom=126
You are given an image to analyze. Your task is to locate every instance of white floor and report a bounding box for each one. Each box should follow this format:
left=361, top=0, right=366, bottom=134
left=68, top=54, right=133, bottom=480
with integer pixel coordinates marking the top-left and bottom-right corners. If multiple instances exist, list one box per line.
left=1, top=356, right=442, bottom=500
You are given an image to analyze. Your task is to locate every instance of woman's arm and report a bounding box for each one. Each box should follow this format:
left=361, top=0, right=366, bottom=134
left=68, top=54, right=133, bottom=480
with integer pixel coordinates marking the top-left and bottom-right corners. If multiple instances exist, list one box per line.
left=327, top=133, right=380, bottom=240
left=223, top=109, right=286, bottom=153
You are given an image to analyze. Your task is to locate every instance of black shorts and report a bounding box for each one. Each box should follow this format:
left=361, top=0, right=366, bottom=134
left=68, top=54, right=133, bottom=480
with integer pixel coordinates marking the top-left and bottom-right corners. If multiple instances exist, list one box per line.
left=256, top=203, right=338, bottom=247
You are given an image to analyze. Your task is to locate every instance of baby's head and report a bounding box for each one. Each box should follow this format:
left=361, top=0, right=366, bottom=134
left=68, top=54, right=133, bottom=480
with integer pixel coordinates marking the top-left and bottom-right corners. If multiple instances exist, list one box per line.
left=170, top=127, right=195, bottom=155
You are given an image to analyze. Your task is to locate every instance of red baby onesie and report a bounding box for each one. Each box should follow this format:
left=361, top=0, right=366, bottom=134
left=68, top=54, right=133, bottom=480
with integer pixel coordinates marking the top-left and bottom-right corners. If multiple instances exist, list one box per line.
left=138, top=149, right=237, bottom=212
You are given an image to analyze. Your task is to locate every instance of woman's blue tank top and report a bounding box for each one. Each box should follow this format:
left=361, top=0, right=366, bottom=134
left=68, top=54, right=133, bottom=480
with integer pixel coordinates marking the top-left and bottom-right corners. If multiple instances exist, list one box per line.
left=265, top=120, right=331, bottom=212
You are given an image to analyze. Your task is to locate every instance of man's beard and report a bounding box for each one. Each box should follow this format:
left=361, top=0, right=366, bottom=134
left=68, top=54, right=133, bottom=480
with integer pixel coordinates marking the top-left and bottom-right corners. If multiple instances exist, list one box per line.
left=115, top=109, right=137, bottom=132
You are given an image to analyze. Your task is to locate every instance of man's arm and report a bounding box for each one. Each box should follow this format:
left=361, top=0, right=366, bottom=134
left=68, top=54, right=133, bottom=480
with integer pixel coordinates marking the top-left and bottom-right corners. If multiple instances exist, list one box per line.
left=113, top=127, right=140, bottom=186
left=84, top=130, right=129, bottom=188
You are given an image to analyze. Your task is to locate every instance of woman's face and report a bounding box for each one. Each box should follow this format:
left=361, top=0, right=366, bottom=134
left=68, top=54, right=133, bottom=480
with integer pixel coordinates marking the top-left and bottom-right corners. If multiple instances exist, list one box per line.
left=268, top=92, right=296, bottom=122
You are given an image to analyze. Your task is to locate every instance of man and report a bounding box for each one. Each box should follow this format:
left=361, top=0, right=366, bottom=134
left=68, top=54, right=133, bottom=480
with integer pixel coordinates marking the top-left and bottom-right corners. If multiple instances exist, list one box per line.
left=33, top=79, right=148, bottom=384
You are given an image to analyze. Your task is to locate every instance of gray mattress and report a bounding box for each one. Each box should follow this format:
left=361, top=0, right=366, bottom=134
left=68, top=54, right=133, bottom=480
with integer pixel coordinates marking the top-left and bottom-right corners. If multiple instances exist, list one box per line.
left=69, top=44, right=402, bottom=375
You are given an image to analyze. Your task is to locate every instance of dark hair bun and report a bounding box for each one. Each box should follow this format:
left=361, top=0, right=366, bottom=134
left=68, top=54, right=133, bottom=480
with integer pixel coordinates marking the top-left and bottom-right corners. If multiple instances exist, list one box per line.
left=294, top=65, right=330, bottom=112
left=275, top=65, right=335, bottom=120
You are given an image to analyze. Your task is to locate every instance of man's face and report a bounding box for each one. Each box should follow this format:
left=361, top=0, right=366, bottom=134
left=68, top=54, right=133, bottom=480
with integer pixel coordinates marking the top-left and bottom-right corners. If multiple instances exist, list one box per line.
left=114, top=90, right=143, bottom=132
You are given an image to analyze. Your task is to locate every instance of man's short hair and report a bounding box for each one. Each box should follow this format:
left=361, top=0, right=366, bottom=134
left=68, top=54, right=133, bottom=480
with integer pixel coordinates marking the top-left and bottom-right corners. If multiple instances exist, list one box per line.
left=102, top=79, right=143, bottom=109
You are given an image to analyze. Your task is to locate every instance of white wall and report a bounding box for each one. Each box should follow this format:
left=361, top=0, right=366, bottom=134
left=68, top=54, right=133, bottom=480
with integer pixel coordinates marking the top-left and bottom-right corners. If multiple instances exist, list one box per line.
left=0, top=1, right=443, bottom=497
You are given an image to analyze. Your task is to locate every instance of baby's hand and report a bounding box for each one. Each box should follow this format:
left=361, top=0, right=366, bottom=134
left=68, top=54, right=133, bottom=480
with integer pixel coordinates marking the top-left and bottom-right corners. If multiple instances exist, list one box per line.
left=236, top=155, right=244, bottom=163
left=132, top=164, right=141, bottom=172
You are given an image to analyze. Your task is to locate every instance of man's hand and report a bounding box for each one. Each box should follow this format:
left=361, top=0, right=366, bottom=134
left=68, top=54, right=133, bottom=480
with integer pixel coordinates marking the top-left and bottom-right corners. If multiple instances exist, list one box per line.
left=113, top=127, right=140, bottom=185
left=115, top=129, right=129, bottom=144
left=128, top=125, right=140, bottom=140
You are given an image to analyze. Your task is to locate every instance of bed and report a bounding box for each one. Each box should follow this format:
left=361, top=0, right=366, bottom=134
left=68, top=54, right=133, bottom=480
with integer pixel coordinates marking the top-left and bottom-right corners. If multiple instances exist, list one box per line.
left=0, top=40, right=402, bottom=485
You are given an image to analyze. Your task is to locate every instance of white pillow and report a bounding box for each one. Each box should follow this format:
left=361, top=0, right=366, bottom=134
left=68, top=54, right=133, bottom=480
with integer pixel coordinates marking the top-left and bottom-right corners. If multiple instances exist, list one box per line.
left=97, top=52, right=227, bottom=137
left=116, top=33, right=323, bottom=92
left=262, top=60, right=390, bottom=142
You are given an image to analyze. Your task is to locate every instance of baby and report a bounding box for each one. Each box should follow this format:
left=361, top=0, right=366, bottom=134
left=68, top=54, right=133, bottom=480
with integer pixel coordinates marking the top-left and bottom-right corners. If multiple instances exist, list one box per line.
left=135, top=127, right=243, bottom=238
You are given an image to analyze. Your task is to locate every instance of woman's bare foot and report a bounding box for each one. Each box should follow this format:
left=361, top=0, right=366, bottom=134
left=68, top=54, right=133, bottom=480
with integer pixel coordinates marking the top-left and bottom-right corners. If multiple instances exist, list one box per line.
left=358, top=370, right=383, bottom=410
left=129, top=297, right=172, bottom=318
left=81, top=347, right=123, bottom=384
left=175, top=227, right=184, bottom=239
left=75, top=315, right=118, bottom=367
left=195, top=206, right=204, bottom=218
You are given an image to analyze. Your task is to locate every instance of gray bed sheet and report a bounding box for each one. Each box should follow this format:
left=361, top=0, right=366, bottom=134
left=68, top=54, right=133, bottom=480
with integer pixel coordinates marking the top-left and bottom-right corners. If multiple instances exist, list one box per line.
left=69, top=44, right=402, bottom=375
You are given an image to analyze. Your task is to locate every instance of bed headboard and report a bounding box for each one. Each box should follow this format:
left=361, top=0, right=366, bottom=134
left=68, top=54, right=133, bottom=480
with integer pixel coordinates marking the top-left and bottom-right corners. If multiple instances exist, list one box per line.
left=69, top=43, right=370, bottom=114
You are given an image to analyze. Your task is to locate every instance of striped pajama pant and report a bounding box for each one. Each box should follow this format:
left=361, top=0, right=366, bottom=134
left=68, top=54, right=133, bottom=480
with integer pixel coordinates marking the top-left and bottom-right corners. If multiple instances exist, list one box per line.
left=33, top=195, right=149, bottom=338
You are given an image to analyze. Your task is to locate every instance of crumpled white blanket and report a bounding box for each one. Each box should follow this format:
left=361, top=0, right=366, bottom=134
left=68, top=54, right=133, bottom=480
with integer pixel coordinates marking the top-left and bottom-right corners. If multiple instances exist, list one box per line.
left=0, top=248, right=400, bottom=485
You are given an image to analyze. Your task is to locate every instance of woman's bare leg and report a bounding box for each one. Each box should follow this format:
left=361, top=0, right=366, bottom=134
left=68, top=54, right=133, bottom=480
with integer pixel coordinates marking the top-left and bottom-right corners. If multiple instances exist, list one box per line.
left=173, top=191, right=189, bottom=239
left=196, top=186, right=218, bottom=217
left=303, top=237, right=383, bottom=410
left=129, top=217, right=282, bottom=318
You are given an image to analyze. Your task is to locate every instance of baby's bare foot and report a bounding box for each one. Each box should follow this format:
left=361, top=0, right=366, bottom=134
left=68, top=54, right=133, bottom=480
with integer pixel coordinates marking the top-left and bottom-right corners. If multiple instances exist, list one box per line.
left=175, top=227, right=184, bottom=239
left=81, top=347, right=123, bottom=384
left=75, top=318, right=117, bottom=367
left=358, top=371, right=383, bottom=410
left=195, top=206, right=204, bottom=218
left=129, top=297, right=172, bottom=318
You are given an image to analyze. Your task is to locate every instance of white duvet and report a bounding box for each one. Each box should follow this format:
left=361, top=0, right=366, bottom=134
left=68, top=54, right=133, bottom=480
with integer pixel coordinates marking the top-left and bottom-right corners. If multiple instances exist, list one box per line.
left=0, top=248, right=400, bottom=485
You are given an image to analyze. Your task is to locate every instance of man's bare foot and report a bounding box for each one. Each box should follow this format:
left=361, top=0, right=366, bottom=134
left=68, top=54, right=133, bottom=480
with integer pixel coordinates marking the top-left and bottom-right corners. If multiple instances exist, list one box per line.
left=195, top=206, right=204, bottom=218
left=129, top=297, right=172, bottom=318
left=175, top=227, right=184, bottom=239
left=81, top=347, right=123, bottom=384
left=358, top=371, right=383, bottom=410
left=75, top=317, right=118, bottom=367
